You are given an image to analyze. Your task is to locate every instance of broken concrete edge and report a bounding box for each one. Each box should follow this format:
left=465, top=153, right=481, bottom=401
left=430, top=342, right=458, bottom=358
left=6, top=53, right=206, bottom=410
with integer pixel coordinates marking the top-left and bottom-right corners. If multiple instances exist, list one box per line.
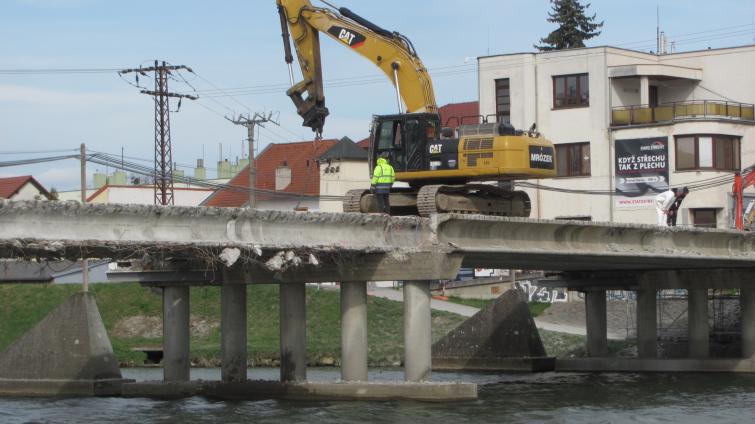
left=0, top=378, right=134, bottom=397
left=0, top=200, right=426, bottom=227
left=556, top=358, right=755, bottom=373
left=0, top=239, right=391, bottom=262
left=433, top=357, right=556, bottom=372
left=119, top=380, right=477, bottom=402
left=0, top=200, right=434, bottom=257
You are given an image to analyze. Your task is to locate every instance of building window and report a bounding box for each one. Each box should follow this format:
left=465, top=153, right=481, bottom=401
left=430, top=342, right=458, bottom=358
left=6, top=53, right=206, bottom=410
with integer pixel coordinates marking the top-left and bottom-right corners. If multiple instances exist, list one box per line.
left=553, top=73, right=589, bottom=108
left=556, top=142, right=591, bottom=177
left=692, top=208, right=717, bottom=228
left=495, top=78, right=510, bottom=123
left=675, top=135, right=740, bottom=171
left=275, top=166, right=291, bottom=190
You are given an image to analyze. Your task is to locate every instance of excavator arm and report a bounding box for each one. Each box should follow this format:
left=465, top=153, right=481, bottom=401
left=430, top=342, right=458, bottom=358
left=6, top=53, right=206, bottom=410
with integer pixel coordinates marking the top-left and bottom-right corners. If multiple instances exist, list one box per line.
left=277, top=0, right=437, bottom=135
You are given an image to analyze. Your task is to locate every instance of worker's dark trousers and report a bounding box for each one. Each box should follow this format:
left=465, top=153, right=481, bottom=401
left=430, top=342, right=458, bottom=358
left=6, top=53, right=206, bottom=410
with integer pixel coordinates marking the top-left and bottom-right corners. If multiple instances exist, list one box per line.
left=375, top=193, right=390, bottom=214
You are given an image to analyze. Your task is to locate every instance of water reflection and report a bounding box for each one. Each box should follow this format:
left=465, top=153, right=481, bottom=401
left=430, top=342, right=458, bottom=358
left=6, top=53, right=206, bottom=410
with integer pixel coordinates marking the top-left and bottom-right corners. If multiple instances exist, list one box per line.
left=1, top=369, right=754, bottom=424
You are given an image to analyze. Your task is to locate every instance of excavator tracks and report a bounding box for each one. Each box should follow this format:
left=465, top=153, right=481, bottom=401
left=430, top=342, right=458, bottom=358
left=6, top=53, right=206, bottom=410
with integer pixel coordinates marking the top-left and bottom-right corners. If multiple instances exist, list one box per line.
left=343, top=189, right=368, bottom=213
left=416, top=184, right=531, bottom=217
left=343, top=185, right=531, bottom=217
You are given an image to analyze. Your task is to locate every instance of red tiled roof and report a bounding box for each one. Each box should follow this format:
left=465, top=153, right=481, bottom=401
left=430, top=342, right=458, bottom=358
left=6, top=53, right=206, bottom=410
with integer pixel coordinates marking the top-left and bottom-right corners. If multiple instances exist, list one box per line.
left=439, top=101, right=479, bottom=129
left=356, top=137, right=370, bottom=150
left=204, top=139, right=338, bottom=208
left=0, top=175, right=51, bottom=199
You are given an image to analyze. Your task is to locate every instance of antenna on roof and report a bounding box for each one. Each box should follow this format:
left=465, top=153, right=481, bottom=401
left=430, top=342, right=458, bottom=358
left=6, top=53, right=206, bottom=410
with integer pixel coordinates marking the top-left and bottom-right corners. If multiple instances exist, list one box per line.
left=656, top=0, right=660, bottom=54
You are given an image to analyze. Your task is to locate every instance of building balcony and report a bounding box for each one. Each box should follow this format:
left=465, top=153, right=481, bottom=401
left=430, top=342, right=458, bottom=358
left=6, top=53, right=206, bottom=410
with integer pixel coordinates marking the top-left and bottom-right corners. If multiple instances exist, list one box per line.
left=611, top=100, right=755, bottom=127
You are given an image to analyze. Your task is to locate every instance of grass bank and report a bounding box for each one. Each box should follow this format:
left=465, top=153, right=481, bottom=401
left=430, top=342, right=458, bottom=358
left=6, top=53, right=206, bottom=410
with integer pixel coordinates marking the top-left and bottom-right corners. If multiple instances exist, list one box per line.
left=0, top=283, right=467, bottom=367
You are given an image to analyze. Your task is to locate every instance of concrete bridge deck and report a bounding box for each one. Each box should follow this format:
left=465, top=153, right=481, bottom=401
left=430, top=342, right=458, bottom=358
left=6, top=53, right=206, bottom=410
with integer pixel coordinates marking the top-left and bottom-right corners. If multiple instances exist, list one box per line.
left=2, top=201, right=755, bottom=277
left=2, top=200, right=755, bottom=399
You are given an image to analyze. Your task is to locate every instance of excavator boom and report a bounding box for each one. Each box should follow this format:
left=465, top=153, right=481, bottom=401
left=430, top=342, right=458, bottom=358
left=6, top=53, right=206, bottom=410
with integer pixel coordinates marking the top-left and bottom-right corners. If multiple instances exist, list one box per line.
left=277, top=0, right=437, bottom=134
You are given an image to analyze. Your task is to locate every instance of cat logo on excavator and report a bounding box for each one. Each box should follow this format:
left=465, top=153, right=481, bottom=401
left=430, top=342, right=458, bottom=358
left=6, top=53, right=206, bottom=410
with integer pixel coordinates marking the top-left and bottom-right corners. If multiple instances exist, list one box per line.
left=327, top=26, right=366, bottom=48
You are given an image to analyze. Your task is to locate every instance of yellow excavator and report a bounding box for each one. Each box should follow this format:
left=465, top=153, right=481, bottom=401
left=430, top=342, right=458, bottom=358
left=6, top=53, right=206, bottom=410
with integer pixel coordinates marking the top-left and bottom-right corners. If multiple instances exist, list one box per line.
left=276, top=0, right=556, bottom=216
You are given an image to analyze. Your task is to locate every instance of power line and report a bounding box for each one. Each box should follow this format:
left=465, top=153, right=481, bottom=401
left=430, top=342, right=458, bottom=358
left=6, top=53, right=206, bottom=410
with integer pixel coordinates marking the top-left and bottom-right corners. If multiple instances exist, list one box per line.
left=0, top=148, right=79, bottom=155
left=0, top=68, right=123, bottom=75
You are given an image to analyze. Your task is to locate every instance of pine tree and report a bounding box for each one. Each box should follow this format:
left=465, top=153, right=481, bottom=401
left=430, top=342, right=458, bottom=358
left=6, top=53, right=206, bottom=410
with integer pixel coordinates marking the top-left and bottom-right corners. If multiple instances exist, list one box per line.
left=535, top=0, right=604, bottom=51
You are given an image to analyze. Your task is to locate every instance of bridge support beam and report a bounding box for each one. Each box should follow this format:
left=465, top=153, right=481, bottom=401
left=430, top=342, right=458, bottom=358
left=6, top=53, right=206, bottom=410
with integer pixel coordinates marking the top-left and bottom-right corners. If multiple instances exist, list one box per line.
left=637, top=289, right=657, bottom=359
left=163, top=286, right=190, bottom=382
left=340, top=282, right=368, bottom=381
left=585, top=290, right=608, bottom=357
left=280, top=283, right=307, bottom=382
left=221, top=273, right=247, bottom=382
left=743, top=288, right=755, bottom=359
left=687, top=289, right=709, bottom=359
left=403, top=280, right=432, bottom=382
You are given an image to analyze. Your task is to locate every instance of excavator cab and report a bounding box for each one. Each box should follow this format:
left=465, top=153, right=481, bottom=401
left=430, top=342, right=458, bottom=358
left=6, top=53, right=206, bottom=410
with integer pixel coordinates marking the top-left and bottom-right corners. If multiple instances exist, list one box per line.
left=370, top=113, right=441, bottom=173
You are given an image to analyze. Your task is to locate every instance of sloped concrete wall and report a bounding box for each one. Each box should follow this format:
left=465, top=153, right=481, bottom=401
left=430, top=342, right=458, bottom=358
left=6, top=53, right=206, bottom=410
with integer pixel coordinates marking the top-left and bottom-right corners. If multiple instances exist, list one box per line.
left=433, top=289, right=546, bottom=360
left=0, top=292, right=121, bottom=380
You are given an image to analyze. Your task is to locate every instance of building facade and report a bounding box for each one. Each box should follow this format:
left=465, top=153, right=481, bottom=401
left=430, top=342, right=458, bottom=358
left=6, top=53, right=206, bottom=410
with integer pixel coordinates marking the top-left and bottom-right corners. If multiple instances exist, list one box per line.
left=318, top=137, right=370, bottom=213
left=0, top=175, right=53, bottom=201
left=203, top=139, right=337, bottom=211
left=479, top=45, right=755, bottom=228
left=86, top=185, right=215, bottom=206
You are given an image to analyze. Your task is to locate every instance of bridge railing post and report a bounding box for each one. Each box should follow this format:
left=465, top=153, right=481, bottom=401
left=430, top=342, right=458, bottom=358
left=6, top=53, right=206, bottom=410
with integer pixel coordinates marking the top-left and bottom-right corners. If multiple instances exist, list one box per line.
left=221, top=269, right=248, bottom=382
left=585, top=290, right=608, bottom=357
left=403, top=280, right=432, bottom=382
left=341, top=281, right=368, bottom=381
left=162, top=285, right=190, bottom=382
left=687, top=289, right=709, bottom=359
left=742, top=288, right=755, bottom=359
left=637, top=288, right=658, bottom=359
left=280, top=282, right=307, bottom=382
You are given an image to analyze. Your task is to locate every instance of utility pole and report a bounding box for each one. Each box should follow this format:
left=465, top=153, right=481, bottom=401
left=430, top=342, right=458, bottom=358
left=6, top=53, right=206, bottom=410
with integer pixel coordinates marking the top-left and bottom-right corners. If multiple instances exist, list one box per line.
left=226, top=112, right=278, bottom=208
left=80, top=143, right=89, bottom=293
left=119, top=61, right=197, bottom=205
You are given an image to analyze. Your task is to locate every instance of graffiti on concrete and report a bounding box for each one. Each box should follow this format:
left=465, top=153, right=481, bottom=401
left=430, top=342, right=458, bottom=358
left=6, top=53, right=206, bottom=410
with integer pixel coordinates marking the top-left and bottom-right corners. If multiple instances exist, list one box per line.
left=515, top=281, right=568, bottom=303
left=606, top=290, right=637, bottom=301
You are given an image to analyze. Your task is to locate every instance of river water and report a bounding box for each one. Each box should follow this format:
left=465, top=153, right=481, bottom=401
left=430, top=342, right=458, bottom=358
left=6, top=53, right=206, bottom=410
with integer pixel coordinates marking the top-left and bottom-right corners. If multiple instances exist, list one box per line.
left=1, top=368, right=754, bottom=423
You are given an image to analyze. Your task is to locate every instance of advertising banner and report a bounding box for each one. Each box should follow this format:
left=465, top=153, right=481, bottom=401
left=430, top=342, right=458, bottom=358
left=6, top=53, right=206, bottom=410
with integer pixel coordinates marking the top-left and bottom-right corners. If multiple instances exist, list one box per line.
left=615, top=137, right=669, bottom=209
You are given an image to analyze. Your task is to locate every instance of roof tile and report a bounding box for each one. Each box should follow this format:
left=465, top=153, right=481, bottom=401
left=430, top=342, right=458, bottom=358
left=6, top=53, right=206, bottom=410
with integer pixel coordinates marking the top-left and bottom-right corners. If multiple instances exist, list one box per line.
left=0, top=175, right=51, bottom=199
left=204, top=139, right=337, bottom=208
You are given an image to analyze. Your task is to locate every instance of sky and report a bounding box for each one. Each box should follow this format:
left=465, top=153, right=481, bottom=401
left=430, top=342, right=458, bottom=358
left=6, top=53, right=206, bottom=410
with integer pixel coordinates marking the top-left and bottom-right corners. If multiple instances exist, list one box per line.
left=1, top=0, right=754, bottom=191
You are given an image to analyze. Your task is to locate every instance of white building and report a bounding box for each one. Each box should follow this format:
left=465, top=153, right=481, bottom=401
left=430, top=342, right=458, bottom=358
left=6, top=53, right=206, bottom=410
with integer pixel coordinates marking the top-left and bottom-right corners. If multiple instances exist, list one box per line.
left=318, top=137, right=370, bottom=212
left=479, top=45, right=755, bottom=228
left=87, top=185, right=215, bottom=206
left=0, top=175, right=54, bottom=201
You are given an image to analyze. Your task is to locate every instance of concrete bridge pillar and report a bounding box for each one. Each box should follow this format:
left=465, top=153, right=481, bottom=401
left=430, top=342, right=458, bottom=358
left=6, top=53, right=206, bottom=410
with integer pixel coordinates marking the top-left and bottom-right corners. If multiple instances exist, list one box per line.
left=221, top=272, right=247, bottom=382
left=340, top=281, right=368, bottom=381
left=280, top=283, right=307, bottom=382
left=637, top=288, right=657, bottom=359
left=687, top=289, right=709, bottom=359
left=403, top=280, right=432, bottom=382
left=742, top=288, right=755, bottom=359
left=585, top=290, right=608, bottom=357
left=163, top=286, right=190, bottom=382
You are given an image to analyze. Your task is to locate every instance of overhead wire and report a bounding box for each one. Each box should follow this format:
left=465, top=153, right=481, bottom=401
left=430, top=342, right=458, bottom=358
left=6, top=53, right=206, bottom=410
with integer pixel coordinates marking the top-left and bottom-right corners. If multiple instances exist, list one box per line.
left=0, top=151, right=744, bottom=201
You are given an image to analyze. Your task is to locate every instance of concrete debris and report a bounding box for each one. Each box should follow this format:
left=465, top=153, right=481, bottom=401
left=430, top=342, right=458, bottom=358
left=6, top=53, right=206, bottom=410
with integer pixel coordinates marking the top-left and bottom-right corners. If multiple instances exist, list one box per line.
left=308, top=254, right=319, bottom=266
left=252, top=244, right=263, bottom=256
left=219, top=248, right=241, bottom=267
left=265, top=250, right=305, bottom=271
left=265, top=251, right=285, bottom=271
left=286, top=251, right=302, bottom=267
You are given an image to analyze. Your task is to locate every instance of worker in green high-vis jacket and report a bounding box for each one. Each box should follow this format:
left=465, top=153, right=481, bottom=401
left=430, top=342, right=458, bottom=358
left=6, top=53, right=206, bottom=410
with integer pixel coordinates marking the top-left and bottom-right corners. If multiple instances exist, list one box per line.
left=370, top=153, right=395, bottom=214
